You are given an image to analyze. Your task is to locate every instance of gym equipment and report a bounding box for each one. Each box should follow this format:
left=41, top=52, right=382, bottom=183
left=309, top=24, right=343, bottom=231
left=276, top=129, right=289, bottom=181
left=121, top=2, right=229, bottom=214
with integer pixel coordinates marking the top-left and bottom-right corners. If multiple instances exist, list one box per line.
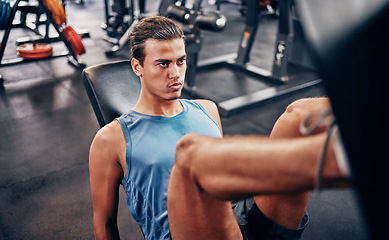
left=62, top=25, right=86, bottom=56
left=102, top=0, right=140, bottom=38
left=164, top=0, right=227, bottom=94
left=8, top=0, right=45, bottom=35
left=0, top=0, right=12, bottom=30
left=184, top=0, right=321, bottom=116
left=295, top=0, right=389, bottom=239
left=43, top=0, right=66, bottom=26
left=82, top=60, right=146, bottom=239
left=210, top=0, right=277, bottom=17
left=104, top=0, right=226, bottom=55
left=167, top=3, right=227, bottom=32
left=17, top=42, right=53, bottom=59
left=104, top=0, right=176, bottom=55
left=0, top=0, right=90, bottom=86
left=82, top=60, right=140, bottom=127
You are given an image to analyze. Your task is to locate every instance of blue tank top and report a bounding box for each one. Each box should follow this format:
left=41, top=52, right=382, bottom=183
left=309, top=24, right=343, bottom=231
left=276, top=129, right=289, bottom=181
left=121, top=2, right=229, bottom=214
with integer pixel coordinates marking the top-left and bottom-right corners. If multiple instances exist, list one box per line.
left=116, top=99, right=222, bottom=240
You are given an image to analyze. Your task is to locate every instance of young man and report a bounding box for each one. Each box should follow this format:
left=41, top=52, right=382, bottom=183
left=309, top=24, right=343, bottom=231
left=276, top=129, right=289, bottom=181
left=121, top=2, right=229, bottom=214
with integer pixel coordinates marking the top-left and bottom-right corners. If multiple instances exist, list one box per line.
left=167, top=97, right=351, bottom=240
left=89, top=16, right=222, bottom=240
left=90, top=15, right=349, bottom=240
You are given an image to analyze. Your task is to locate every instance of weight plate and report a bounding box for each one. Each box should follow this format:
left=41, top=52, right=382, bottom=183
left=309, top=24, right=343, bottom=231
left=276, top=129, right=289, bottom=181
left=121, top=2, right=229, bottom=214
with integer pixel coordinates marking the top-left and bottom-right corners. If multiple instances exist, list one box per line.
left=58, top=1, right=66, bottom=24
left=43, top=0, right=58, bottom=17
left=67, top=26, right=85, bottom=55
left=0, top=2, right=3, bottom=23
left=3, top=1, right=11, bottom=29
left=18, top=51, right=53, bottom=59
left=63, top=27, right=79, bottom=55
left=62, top=26, right=85, bottom=56
left=17, top=43, right=53, bottom=54
left=0, top=1, right=7, bottom=30
left=2, top=1, right=9, bottom=29
left=43, top=0, right=66, bottom=26
left=0, top=1, right=3, bottom=29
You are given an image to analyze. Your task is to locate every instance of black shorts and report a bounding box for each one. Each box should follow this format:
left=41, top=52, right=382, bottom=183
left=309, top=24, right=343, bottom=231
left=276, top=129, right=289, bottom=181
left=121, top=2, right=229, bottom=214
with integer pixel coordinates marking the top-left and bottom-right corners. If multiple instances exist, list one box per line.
left=232, top=198, right=308, bottom=240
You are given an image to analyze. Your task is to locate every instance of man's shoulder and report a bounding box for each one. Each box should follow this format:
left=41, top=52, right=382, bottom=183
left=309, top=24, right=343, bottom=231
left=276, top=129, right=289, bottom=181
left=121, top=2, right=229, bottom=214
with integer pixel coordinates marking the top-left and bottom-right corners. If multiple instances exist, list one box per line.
left=194, top=99, right=217, bottom=109
left=93, top=120, right=125, bottom=149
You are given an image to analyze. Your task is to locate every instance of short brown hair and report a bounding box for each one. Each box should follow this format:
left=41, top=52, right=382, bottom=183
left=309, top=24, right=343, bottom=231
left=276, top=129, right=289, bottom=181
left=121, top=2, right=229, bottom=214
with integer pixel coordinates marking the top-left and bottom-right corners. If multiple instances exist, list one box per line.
left=130, top=16, right=185, bottom=66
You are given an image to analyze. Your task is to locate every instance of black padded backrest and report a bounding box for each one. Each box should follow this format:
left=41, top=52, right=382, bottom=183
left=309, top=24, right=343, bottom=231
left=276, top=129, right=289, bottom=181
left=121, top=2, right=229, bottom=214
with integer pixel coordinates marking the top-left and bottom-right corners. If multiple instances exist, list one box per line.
left=82, top=60, right=141, bottom=127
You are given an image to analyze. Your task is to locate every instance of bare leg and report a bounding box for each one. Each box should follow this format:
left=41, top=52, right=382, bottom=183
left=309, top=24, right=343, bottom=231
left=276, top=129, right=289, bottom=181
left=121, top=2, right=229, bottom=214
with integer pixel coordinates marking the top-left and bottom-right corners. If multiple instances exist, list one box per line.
left=167, top=153, right=242, bottom=240
left=255, top=97, right=331, bottom=229
left=168, top=97, right=334, bottom=237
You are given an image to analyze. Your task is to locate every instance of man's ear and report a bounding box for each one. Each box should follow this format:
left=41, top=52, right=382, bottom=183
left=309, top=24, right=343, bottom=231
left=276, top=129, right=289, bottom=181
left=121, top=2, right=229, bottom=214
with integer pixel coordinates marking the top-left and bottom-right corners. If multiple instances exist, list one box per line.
left=131, top=58, right=142, bottom=77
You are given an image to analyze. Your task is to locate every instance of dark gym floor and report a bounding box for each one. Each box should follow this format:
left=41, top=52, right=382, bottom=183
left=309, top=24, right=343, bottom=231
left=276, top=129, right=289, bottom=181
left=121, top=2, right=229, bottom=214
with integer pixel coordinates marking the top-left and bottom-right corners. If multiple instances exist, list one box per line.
left=0, top=1, right=369, bottom=239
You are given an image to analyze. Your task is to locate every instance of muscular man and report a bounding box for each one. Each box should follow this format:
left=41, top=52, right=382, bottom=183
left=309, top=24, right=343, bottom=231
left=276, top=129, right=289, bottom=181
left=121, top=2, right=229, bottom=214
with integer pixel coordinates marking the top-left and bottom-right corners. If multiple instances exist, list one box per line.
left=89, top=16, right=222, bottom=239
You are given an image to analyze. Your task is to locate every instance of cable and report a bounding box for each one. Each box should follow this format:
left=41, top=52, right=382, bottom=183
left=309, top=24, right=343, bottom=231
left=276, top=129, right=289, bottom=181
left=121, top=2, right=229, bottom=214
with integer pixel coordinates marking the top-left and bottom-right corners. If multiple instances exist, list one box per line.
left=299, top=108, right=336, bottom=191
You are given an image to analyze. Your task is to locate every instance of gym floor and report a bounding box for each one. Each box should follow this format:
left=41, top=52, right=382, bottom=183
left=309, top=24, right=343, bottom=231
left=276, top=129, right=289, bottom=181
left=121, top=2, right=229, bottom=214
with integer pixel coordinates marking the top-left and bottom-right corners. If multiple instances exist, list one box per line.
left=0, top=1, right=369, bottom=239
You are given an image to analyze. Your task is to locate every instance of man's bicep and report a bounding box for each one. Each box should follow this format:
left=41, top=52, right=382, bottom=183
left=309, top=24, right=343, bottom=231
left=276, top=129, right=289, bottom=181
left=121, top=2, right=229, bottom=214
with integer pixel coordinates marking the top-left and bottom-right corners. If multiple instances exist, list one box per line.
left=89, top=131, right=123, bottom=225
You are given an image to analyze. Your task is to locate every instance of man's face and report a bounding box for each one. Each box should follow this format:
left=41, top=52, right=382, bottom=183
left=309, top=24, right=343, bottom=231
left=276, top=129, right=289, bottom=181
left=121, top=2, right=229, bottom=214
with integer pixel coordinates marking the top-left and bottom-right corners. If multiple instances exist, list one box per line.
left=136, top=38, right=186, bottom=101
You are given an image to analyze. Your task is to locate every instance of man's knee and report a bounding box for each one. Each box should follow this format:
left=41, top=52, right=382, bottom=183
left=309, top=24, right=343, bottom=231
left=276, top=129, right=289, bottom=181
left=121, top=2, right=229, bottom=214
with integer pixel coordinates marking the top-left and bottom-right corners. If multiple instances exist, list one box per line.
left=286, top=97, right=330, bottom=114
left=174, top=133, right=201, bottom=177
left=271, top=97, right=331, bottom=138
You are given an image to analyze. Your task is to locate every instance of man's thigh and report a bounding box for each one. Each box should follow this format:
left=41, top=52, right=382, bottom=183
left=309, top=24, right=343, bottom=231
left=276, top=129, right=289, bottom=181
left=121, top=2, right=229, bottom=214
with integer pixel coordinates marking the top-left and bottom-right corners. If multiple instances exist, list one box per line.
left=168, top=165, right=242, bottom=240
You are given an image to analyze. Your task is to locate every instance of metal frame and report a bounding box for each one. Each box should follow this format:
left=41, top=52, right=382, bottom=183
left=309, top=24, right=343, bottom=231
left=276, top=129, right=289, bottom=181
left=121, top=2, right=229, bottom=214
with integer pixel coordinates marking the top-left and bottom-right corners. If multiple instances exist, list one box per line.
left=183, top=0, right=322, bottom=116
left=0, top=0, right=90, bottom=85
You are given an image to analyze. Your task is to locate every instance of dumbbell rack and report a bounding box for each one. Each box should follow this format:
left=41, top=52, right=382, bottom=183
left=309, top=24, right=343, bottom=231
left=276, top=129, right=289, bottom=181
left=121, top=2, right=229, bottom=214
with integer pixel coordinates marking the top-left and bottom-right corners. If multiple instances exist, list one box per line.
left=0, top=0, right=89, bottom=86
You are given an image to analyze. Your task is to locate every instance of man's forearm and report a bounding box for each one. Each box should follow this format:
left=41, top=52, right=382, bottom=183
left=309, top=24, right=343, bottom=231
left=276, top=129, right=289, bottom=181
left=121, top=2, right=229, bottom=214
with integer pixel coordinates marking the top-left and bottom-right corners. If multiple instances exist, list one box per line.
left=175, top=133, right=350, bottom=200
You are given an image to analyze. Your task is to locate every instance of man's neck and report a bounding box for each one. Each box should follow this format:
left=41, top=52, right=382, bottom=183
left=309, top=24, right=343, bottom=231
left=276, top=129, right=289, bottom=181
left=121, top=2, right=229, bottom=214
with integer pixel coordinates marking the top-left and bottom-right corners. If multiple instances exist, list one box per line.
left=132, top=97, right=184, bottom=117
